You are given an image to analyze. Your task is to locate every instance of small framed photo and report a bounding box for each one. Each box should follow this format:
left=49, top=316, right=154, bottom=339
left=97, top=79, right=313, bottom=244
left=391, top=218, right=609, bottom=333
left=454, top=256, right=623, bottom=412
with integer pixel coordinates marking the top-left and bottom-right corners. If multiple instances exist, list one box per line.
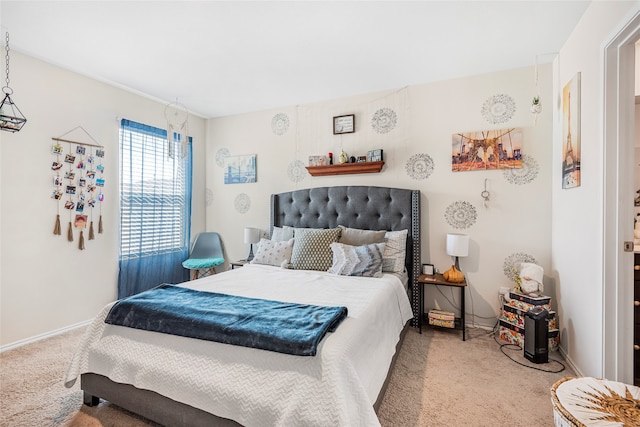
left=422, top=263, right=435, bottom=275
left=333, top=114, right=355, bottom=135
left=308, top=155, right=327, bottom=166
left=367, top=149, right=383, bottom=162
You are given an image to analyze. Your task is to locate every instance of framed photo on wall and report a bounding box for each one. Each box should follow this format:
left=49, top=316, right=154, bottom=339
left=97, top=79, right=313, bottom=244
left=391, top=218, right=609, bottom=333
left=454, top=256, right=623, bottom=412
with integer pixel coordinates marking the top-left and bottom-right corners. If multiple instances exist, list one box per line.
left=562, top=72, right=581, bottom=189
left=224, top=154, right=257, bottom=184
left=333, top=114, right=355, bottom=135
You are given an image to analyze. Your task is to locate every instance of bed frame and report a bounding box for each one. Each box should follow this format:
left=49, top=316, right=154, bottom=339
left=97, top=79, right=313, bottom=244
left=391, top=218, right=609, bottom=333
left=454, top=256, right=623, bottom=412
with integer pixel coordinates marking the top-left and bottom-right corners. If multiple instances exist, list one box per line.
left=81, top=185, right=421, bottom=426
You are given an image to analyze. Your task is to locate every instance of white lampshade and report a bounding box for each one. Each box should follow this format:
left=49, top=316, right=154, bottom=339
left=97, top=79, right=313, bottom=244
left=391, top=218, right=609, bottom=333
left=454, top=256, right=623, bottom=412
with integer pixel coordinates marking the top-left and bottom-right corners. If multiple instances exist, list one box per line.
left=446, top=233, right=469, bottom=257
left=244, top=227, right=260, bottom=244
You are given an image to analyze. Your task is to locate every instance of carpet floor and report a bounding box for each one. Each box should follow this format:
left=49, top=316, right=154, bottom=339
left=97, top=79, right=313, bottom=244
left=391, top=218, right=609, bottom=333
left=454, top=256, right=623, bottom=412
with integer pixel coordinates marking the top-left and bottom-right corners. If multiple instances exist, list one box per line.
left=0, top=325, right=573, bottom=426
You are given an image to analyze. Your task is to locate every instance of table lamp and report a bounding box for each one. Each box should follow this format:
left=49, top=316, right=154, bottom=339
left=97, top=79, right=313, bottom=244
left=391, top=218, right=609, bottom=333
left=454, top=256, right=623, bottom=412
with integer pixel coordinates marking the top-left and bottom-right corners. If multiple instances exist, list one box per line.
left=244, top=227, right=260, bottom=261
left=446, top=233, right=469, bottom=271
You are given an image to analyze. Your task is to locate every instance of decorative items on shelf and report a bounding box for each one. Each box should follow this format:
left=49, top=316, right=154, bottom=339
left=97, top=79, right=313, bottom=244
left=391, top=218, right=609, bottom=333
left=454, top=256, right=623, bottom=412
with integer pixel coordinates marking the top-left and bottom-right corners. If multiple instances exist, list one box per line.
left=308, top=155, right=328, bottom=166
left=51, top=126, right=105, bottom=250
left=367, top=149, right=383, bottom=162
left=0, top=32, right=27, bottom=133
left=308, top=148, right=383, bottom=169
left=338, top=150, right=348, bottom=164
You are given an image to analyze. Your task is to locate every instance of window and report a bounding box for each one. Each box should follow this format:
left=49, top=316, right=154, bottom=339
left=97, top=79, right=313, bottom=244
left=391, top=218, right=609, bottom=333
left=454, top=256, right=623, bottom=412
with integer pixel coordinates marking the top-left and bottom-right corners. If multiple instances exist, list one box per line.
left=118, top=119, right=192, bottom=297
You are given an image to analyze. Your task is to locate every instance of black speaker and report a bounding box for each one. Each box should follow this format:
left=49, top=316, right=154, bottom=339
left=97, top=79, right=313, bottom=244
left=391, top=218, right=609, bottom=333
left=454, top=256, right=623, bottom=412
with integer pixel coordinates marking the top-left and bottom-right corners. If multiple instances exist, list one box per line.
left=524, top=306, right=549, bottom=364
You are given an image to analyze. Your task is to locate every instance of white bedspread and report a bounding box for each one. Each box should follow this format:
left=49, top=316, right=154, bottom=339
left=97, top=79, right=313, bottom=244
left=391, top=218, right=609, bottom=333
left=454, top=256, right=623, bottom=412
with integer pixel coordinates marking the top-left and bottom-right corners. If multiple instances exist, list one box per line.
left=65, top=264, right=413, bottom=427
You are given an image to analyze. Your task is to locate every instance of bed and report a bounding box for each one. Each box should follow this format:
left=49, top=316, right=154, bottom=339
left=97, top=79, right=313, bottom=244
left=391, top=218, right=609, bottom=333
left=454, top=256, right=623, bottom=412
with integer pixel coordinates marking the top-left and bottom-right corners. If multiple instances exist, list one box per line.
left=65, top=185, right=421, bottom=426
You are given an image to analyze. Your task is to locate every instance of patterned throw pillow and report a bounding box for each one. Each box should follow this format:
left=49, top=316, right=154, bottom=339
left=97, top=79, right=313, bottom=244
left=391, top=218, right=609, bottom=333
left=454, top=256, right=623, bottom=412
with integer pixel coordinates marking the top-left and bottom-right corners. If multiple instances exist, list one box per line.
left=337, top=225, right=386, bottom=246
left=271, top=226, right=294, bottom=242
left=290, top=227, right=342, bottom=271
left=382, top=229, right=408, bottom=273
left=328, top=242, right=386, bottom=277
left=250, top=238, right=294, bottom=268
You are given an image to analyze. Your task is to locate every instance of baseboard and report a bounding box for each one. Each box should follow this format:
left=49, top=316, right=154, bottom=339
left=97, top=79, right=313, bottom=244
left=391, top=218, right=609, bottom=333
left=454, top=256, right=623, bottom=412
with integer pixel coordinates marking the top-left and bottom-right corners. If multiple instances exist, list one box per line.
left=557, top=345, right=583, bottom=376
left=0, top=319, right=91, bottom=353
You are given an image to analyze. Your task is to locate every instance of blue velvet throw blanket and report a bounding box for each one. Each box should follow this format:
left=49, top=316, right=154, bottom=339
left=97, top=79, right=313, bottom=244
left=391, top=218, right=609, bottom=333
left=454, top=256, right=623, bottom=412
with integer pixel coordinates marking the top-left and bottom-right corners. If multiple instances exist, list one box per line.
left=104, top=284, right=348, bottom=356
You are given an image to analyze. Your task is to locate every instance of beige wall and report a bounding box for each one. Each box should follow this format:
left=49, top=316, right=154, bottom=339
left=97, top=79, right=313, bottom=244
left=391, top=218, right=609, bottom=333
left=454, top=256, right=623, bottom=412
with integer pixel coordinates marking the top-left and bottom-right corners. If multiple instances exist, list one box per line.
left=552, top=0, right=640, bottom=379
left=0, top=52, right=207, bottom=348
left=206, top=65, right=554, bottom=332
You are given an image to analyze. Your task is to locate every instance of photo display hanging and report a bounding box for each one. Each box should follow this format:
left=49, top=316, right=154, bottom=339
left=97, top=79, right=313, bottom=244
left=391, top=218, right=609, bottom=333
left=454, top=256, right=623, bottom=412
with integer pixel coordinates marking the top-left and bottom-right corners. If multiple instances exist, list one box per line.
left=51, top=139, right=105, bottom=250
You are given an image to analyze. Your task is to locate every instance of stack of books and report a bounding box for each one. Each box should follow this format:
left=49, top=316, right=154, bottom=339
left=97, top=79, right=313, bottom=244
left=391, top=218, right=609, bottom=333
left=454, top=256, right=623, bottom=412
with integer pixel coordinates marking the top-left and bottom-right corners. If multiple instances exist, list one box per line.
left=428, top=309, right=455, bottom=328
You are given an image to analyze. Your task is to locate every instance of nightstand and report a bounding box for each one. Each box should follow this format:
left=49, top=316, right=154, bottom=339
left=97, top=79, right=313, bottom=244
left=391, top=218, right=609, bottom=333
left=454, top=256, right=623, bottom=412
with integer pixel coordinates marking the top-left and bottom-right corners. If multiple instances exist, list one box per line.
left=418, top=273, right=467, bottom=341
left=230, top=260, right=249, bottom=269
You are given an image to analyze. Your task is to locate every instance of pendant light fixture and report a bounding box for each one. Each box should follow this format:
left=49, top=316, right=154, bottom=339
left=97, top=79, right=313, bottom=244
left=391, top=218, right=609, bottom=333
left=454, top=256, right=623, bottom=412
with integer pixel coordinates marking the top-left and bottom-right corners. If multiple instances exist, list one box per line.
left=0, top=32, right=26, bottom=133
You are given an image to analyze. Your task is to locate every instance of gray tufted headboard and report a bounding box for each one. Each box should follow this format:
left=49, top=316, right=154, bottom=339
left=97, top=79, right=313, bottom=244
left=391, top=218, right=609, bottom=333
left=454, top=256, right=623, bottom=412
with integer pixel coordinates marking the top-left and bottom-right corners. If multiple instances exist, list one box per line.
left=270, top=185, right=421, bottom=327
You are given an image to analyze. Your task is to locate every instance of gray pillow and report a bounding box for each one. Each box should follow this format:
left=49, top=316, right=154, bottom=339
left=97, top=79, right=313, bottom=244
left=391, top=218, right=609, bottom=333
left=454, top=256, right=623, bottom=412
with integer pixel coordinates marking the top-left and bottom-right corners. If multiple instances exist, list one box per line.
left=328, top=242, right=386, bottom=277
left=290, top=227, right=341, bottom=271
left=382, top=229, right=408, bottom=273
left=338, top=225, right=386, bottom=246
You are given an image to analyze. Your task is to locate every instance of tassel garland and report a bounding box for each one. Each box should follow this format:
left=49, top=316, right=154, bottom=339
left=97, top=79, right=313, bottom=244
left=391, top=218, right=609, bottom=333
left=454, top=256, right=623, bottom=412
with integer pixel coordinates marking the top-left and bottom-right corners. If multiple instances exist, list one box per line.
left=78, top=230, right=85, bottom=250
left=88, top=221, right=95, bottom=240
left=67, top=222, right=74, bottom=242
left=98, top=215, right=103, bottom=233
left=53, top=214, right=61, bottom=235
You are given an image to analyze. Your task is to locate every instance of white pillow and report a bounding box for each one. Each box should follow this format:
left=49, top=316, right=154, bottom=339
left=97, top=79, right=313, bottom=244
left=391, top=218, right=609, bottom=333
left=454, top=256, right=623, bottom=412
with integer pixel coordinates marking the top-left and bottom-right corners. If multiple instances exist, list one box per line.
left=382, top=229, right=408, bottom=273
left=328, top=242, right=386, bottom=278
left=271, top=225, right=294, bottom=241
left=250, top=238, right=294, bottom=268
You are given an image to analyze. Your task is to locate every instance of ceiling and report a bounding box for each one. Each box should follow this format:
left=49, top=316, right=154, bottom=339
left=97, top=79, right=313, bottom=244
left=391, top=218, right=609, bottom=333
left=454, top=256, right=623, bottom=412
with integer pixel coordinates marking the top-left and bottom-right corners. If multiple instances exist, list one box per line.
left=0, top=1, right=590, bottom=119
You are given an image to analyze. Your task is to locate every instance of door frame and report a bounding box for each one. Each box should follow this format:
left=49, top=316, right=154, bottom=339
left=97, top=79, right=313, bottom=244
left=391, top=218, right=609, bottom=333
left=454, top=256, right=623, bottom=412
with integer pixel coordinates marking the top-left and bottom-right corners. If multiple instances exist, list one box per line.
left=602, top=10, right=639, bottom=384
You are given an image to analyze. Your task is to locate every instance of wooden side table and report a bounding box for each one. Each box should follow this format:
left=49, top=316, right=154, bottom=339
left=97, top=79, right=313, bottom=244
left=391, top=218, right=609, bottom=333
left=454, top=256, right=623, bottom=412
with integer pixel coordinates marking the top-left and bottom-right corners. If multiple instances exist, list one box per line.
left=418, top=273, right=467, bottom=341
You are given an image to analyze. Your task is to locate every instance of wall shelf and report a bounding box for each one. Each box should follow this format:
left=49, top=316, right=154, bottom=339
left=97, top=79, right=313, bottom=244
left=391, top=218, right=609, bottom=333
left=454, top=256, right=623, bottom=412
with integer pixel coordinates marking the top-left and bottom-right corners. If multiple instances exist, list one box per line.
left=305, top=161, right=384, bottom=177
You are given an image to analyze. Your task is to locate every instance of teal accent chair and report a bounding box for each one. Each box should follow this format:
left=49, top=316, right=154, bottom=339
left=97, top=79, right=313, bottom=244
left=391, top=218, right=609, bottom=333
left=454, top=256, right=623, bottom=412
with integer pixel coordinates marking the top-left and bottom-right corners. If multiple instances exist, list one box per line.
left=182, top=232, right=225, bottom=280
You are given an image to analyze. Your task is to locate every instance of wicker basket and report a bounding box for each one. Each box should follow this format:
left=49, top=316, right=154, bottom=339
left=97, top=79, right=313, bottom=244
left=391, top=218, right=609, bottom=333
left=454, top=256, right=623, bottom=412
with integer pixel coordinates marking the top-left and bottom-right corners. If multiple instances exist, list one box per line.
left=550, top=376, right=640, bottom=427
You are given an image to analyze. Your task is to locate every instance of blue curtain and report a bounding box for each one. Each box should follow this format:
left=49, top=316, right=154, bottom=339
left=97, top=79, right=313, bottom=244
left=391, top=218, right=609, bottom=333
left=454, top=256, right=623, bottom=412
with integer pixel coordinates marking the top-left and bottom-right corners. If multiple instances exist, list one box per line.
left=118, top=119, right=192, bottom=299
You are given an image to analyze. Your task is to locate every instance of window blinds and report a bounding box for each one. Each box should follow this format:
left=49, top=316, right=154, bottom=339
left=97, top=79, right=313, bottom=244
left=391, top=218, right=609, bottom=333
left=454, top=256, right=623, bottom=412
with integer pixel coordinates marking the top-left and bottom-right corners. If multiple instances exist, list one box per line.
left=119, top=119, right=192, bottom=259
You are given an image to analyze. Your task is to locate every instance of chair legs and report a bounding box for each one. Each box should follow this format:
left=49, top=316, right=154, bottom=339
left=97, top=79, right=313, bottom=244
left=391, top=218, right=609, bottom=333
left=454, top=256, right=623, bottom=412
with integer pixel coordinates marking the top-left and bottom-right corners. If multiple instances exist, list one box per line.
left=190, top=267, right=217, bottom=281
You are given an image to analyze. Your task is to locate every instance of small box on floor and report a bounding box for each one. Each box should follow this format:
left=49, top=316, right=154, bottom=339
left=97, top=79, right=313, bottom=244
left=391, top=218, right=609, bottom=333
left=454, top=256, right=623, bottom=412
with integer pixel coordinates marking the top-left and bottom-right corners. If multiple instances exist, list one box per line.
left=428, top=310, right=455, bottom=328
